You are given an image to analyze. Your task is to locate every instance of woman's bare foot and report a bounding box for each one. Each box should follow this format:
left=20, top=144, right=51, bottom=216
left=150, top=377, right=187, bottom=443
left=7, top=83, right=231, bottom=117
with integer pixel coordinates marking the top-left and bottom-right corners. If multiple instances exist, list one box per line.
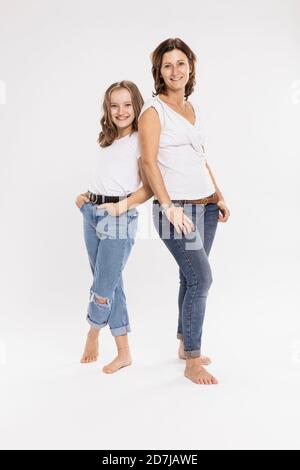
left=178, top=340, right=211, bottom=365
left=80, top=327, right=99, bottom=363
left=103, top=347, right=132, bottom=374
left=184, top=357, right=218, bottom=385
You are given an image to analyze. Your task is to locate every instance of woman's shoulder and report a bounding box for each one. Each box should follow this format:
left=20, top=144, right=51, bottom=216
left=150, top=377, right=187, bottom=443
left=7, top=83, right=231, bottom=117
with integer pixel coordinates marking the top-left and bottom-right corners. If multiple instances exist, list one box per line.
left=138, top=96, right=165, bottom=125
left=141, top=96, right=160, bottom=108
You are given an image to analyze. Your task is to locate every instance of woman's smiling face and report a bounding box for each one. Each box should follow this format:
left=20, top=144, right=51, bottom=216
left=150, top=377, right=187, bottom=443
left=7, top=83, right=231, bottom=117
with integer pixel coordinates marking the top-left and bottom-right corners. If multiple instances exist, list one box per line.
left=160, top=48, right=191, bottom=92
left=109, top=87, right=135, bottom=130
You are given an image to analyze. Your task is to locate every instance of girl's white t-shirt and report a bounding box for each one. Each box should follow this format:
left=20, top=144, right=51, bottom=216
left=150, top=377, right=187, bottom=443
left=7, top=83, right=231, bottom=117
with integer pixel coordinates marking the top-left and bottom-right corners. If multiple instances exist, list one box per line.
left=88, top=132, right=141, bottom=196
left=138, top=96, right=215, bottom=200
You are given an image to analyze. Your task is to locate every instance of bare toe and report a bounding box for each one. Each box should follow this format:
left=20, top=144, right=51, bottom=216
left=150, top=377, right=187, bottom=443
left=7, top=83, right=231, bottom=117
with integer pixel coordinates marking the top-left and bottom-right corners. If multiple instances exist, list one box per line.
left=102, top=354, right=132, bottom=374
left=185, top=360, right=218, bottom=385
left=80, top=329, right=99, bottom=364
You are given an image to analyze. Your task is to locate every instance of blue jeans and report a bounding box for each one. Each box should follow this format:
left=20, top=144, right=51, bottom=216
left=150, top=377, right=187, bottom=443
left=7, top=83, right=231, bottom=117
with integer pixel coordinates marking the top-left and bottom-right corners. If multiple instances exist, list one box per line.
left=80, top=202, right=138, bottom=336
left=152, top=201, right=219, bottom=357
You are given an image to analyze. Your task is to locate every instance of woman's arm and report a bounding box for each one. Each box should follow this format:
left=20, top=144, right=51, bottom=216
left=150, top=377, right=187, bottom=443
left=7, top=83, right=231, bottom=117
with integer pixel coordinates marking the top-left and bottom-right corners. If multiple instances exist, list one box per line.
left=138, top=108, right=194, bottom=234
left=205, top=160, right=230, bottom=222
left=138, top=108, right=171, bottom=205
left=205, top=160, right=226, bottom=203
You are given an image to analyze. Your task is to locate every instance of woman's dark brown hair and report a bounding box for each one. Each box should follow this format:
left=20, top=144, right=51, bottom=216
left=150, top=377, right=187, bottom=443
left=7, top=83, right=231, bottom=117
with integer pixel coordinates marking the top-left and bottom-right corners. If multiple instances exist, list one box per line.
left=98, top=81, right=144, bottom=148
left=151, top=38, right=197, bottom=99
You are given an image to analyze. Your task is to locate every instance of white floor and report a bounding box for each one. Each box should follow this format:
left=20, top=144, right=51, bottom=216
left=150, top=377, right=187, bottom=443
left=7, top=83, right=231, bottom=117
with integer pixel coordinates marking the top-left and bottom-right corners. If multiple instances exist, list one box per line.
left=1, top=270, right=299, bottom=450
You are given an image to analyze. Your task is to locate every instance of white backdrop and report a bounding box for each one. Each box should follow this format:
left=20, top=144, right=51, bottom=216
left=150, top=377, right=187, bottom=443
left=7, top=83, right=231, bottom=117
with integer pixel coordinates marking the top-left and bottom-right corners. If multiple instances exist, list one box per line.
left=0, top=0, right=300, bottom=450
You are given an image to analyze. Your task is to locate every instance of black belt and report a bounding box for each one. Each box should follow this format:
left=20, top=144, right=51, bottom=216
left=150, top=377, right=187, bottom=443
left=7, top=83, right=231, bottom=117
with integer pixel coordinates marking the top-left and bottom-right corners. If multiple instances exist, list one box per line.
left=86, top=191, right=131, bottom=205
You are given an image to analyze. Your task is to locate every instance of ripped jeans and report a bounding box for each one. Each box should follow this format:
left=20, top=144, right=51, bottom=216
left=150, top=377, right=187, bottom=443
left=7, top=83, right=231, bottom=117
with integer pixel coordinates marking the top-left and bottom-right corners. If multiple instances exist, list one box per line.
left=80, top=202, right=138, bottom=336
left=152, top=201, right=219, bottom=358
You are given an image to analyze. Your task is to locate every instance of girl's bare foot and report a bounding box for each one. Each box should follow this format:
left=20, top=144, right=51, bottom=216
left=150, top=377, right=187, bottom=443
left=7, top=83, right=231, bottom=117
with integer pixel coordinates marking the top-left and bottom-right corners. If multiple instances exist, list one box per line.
left=184, top=357, right=218, bottom=385
left=178, top=340, right=211, bottom=365
left=103, top=347, right=132, bottom=374
left=80, top=327, right=99, bottom=363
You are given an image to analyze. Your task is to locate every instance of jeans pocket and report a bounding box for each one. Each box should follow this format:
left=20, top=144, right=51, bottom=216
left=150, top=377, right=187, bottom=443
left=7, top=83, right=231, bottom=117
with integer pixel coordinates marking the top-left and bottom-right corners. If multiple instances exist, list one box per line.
left=117, top=210, right=138, bottom=239
left=80, top=202, right=94, bottom=221
left=95, top=206, right=107, bottom=216
left=127, top=208, right=138, bottom=219
left=95, top=210, right=138, bottom=240
left=79, top=202, right=89, bottom=212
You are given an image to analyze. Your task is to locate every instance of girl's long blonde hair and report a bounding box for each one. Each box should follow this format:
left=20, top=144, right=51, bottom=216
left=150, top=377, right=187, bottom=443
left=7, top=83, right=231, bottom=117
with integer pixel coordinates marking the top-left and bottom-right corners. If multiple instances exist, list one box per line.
left=98, top=81, right=144, bottom=147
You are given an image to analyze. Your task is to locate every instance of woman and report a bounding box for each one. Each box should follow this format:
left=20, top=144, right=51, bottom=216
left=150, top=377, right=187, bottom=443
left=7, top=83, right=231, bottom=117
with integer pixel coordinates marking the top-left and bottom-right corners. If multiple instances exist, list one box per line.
left=138, top=38, right=230, bottom=385
left=76, top=81, right=152, bottom=374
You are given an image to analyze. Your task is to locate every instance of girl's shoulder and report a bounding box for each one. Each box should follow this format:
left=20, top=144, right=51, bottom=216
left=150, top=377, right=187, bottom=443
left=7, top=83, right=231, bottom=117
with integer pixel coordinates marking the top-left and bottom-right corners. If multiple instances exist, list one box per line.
left=127, top=131, right=141, bottom=158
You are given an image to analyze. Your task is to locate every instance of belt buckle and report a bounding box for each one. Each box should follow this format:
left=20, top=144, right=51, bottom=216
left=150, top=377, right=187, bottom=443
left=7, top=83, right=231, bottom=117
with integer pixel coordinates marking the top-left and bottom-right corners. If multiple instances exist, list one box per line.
left=90, top=193, right=97, bottom=204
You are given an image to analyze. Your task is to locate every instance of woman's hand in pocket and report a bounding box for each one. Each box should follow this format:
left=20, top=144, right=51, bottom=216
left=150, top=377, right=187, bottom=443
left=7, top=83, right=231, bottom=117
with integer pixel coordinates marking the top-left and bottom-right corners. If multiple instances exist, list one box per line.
left=217, top=200, right=230, bottom=222
left=75, top=193, right=89, bottom=209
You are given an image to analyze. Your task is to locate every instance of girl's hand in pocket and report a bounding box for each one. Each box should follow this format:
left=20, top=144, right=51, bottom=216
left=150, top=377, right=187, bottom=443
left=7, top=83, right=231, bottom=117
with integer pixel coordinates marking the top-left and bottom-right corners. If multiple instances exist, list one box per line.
left=97, top=202, right=119, bottom=216
left=75, top=193, right=89, bottom=209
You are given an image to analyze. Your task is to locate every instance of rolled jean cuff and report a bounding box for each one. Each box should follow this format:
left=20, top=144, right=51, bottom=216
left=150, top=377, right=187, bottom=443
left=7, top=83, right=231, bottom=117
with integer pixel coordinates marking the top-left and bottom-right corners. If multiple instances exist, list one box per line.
left=110, top=324, right=131, bottom=337
left=86, top=315, right=107, bottom=330
left=177, top=333, right=183, bottom=340
left=184, top=349, right=201, bottom=358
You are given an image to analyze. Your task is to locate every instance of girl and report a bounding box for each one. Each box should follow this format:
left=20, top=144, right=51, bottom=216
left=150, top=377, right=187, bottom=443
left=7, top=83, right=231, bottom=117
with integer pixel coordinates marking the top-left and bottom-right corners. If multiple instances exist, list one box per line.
left=138, top=38, right=230, bottom=385
left=76, top=81, right=152, bottom=374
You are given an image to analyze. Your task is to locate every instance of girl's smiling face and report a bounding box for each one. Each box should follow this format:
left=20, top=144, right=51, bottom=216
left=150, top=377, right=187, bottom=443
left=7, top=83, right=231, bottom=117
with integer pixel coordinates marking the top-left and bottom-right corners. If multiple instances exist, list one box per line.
left=160, top=48, right=191, bottom=92
left=110, top=88, right=135, bottom=131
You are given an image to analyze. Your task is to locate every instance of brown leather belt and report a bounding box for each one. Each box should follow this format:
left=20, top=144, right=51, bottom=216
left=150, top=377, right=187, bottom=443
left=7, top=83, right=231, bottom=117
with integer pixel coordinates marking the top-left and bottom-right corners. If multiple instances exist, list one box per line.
left=178, top=192, right=220, bottom=205
left=153, top=192, right=219, bottom=206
